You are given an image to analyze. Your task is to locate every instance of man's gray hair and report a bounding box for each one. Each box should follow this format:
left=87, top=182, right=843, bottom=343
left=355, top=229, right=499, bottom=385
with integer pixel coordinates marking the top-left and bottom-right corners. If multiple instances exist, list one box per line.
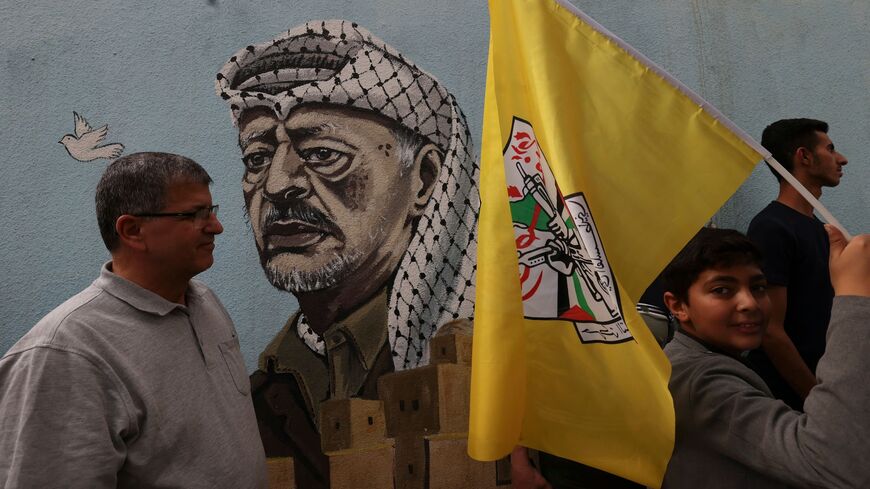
left=391, top=123, right=430, bottom=172
left=95, top=152, right=212, bottom=251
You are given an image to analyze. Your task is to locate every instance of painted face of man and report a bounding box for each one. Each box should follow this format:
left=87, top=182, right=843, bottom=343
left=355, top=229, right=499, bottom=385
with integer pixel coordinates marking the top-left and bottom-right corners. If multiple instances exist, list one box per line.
left=805, top=131, right=848, bottom=187
left=237, top=105, right=431, bottom=294
left=666, top=264, right=770, bottom=356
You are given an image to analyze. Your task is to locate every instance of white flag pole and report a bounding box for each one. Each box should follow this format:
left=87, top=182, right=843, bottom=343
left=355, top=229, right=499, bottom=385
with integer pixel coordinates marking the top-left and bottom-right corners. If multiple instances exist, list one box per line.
left=553, top=0, right=853, bottom=241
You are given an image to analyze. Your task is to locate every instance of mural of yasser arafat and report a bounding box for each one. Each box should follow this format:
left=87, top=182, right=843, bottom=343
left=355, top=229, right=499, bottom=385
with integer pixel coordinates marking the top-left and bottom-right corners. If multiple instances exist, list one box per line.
left=216, top=19, right=479, bottom=488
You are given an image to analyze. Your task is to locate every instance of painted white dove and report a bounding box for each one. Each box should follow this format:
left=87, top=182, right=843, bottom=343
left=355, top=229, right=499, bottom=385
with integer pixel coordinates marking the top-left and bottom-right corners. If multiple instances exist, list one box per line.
left=59, top=112, right=125, bottom=162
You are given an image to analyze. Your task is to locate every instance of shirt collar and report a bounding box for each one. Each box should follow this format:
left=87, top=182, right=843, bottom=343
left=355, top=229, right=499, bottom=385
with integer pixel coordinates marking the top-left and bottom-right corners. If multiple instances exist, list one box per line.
left=93, top=262, right=193, bottom=316
left=322, top=288, right=389, bottom=371
left=260, top=287, right=389, bottom=372
left=672, top=330, right=752, bottom=362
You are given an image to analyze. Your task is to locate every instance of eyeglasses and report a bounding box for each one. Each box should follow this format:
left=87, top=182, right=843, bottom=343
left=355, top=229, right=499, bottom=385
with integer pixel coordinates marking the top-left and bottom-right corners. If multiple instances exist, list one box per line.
left=134, top=205, right=219, bottom=226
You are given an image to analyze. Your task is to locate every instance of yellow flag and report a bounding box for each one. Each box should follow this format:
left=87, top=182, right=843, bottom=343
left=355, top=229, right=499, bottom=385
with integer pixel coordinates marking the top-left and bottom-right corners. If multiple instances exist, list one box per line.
left=468, top=0, right=762, bottom=486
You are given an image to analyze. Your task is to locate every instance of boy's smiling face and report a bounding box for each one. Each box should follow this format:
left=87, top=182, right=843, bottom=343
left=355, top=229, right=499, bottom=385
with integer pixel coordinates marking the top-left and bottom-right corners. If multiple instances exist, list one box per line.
left=666, top=264, right=770, bottom=355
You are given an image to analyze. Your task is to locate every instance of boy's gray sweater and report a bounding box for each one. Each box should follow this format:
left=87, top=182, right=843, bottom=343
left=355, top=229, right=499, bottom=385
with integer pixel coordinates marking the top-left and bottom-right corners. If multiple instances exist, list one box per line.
left=663, top=296, right=870, bottom=489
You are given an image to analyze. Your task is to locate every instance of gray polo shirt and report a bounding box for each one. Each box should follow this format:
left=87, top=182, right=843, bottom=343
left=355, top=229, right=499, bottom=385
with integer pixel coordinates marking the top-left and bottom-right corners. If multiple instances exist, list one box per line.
left=0, top=264, right=267, bottom=489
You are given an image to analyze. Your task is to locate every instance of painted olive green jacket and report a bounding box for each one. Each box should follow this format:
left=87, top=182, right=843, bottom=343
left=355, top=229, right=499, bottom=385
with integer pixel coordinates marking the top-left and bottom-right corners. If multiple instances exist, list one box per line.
left=250, top=289, right=394, bottom=489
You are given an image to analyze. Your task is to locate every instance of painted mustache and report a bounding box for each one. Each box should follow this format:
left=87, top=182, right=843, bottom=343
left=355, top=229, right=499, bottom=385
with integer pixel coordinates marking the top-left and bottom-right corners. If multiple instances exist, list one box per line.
left=262, top=203, right=341, bottom=250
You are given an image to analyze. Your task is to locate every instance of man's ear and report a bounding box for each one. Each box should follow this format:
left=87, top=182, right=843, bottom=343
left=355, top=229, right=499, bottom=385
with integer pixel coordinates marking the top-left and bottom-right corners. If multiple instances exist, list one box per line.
left=663, top=291, right=690, bottom=325
left=794, top=146, right=814, bottom=169
left=408, top=143, right=441, bottom=217
left=115, top=215, right=148, bottom=251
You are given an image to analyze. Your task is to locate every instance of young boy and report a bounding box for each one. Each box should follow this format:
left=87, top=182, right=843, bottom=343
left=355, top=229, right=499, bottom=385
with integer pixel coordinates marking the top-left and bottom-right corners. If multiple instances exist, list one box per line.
left=660, top=227, right=870, bottom=489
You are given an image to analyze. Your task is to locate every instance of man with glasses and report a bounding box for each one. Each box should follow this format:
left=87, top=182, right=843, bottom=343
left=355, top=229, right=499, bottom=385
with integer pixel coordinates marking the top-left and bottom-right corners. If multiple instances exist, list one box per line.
left=0, top=152, right=267, bottom=488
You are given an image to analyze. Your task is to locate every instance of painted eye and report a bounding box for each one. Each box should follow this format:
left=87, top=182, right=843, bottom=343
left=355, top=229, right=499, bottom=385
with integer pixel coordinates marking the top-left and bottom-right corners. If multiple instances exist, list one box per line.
left=242, top=151, right=271, bottom=171
left=301, top=147, right=341, bottom=164
left=298, top=147, right=352, bottom=177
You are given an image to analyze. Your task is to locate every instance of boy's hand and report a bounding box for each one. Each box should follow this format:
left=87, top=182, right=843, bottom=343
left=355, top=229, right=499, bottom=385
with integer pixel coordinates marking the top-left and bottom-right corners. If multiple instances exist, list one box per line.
left=825, top=225, right=870, bottom=297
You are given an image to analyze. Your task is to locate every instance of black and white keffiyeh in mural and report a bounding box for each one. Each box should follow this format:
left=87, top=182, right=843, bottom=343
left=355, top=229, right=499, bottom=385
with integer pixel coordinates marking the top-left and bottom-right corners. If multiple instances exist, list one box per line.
left=216, top=20, right=479, bottom=370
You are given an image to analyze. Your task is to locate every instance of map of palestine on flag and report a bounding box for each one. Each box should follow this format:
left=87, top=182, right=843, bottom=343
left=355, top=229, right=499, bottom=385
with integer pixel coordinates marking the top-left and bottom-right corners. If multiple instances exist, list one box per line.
left=468, top=0, right=764, bottom=486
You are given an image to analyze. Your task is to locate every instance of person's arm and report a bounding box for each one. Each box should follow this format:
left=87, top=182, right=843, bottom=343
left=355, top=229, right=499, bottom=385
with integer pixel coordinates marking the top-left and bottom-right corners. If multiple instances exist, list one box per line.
left=0, top=347, right=130, bottom=488
left=746, top=217, right=817, bottom=399
left=759, top=285, right=817, bottom=399
left=510, top=446, right=552, bottom=489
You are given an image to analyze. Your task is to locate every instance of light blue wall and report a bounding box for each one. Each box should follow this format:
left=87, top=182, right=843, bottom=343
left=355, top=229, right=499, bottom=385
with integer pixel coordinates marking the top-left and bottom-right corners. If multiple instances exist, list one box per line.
left=2, top=0, right=867, bottom=371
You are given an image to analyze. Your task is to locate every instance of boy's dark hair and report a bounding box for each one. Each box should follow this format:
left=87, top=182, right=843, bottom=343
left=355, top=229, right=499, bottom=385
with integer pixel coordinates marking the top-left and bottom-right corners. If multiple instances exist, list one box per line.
left=761, top=118, right=828, bottom=182
left=661, top=227, right=763, bottom=302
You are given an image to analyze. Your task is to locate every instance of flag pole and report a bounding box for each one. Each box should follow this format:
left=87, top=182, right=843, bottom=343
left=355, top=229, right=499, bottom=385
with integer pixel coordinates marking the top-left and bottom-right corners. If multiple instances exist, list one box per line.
left=552, top=0, right=852, bottom=240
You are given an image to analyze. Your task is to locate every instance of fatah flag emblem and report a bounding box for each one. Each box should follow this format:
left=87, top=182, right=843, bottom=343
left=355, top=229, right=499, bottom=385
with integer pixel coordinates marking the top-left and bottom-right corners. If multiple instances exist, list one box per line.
left=504, top=117, right=630, bottom=343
